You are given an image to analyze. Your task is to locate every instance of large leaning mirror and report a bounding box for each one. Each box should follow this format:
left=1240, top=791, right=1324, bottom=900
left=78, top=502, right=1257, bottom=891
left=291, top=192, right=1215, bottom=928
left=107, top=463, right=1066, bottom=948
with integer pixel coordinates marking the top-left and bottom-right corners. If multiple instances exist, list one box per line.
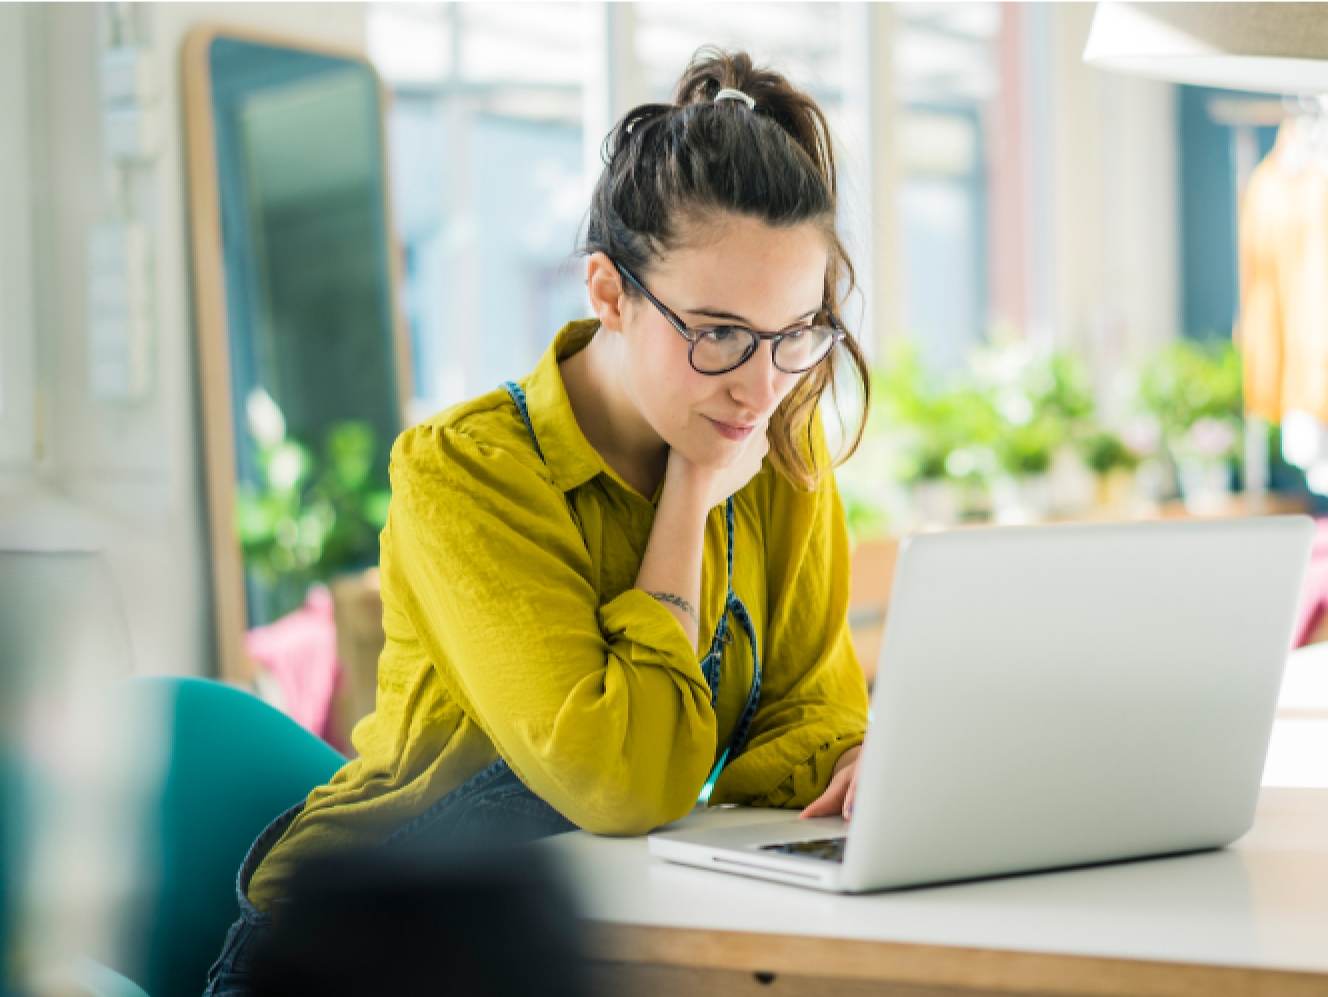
left=184, top=28, right=410, bottom=691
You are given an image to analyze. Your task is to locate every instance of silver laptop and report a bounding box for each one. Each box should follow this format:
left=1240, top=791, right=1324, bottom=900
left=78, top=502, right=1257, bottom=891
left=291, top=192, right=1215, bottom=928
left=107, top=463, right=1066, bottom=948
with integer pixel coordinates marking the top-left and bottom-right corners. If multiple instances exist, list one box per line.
left=649, top=516, right=1313, bottom=893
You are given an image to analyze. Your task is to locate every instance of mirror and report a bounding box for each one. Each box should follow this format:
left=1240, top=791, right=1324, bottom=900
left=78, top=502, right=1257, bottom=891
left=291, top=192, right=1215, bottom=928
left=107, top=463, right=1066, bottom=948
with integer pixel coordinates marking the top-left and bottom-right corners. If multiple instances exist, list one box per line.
left=185, top=29, right=409, bottom=684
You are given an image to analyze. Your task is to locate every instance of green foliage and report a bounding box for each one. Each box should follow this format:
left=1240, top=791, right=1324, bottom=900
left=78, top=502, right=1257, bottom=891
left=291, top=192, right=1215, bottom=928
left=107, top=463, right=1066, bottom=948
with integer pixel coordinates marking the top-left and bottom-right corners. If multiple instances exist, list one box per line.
left=236, top=406, right=391, bottom=620
left=873, top=340, right=1096, bottom=483
left=1137, top=339, right=1244, bottom=464
left=999, top=418, right=1063, bottom=476
left=1080, top=430, right=1139, bottom=475
left=1140, top=340, right=1243, bottom=437
left=871, top=341, right=1001, bottom=484
left=976, top=343, right=1095, bottom=477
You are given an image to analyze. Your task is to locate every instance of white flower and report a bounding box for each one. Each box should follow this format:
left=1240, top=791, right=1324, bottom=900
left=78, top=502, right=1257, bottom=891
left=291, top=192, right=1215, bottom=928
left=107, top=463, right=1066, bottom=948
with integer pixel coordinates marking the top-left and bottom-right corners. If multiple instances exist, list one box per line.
left=1121, top=416, right=1161, bottom=458
left=246, top=388, right=286, bottom=448
left=1186, top=418, right=1236, bottom=459
left=267, top=443, right=305, bottom=493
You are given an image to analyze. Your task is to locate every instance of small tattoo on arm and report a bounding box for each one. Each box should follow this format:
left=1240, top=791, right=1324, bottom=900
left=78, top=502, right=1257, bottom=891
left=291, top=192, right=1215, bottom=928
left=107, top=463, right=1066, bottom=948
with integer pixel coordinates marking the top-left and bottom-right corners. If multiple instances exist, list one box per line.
left=646, top=591, right=698, bottom=625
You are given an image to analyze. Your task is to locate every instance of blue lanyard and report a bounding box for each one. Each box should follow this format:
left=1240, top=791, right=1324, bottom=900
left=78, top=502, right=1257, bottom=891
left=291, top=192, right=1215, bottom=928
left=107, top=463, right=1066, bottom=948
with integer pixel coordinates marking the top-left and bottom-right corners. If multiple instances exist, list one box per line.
left=504, top=382, right=762, bottom=802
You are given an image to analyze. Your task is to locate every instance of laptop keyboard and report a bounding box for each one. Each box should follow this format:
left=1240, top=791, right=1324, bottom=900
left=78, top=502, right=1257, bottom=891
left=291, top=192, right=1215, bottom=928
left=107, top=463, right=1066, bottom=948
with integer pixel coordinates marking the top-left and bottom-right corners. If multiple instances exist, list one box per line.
left=759, top=836, right=846, bottom=863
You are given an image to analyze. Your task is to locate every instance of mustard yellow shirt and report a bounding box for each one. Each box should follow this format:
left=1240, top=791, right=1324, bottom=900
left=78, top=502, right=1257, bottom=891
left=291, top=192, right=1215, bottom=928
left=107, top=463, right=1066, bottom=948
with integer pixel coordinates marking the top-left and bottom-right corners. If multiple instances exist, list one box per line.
left=248, top=320, right=868, bottom=908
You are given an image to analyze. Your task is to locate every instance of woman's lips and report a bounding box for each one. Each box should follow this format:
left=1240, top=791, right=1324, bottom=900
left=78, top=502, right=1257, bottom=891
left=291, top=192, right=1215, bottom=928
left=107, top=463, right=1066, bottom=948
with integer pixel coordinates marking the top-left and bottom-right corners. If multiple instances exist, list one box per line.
left=706, top=417, right=757, bottom=442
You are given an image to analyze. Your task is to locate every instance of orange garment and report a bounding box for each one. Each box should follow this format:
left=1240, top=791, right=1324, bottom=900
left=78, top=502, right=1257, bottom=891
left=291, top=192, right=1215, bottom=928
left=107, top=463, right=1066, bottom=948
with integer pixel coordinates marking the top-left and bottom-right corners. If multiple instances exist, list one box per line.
left=1239, top=121, right=1328, bottom=423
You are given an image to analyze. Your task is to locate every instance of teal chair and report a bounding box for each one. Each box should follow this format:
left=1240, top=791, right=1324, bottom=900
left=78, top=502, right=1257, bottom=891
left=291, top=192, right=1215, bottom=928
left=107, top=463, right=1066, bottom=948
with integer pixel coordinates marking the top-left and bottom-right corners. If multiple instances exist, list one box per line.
left=97, top=677, right=344, bottom=997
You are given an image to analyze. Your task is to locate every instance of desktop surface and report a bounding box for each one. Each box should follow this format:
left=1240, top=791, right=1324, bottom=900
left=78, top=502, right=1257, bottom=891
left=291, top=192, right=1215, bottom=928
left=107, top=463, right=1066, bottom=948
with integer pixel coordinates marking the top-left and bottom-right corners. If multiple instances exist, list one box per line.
left=539, top=788, right=1328, bottom=993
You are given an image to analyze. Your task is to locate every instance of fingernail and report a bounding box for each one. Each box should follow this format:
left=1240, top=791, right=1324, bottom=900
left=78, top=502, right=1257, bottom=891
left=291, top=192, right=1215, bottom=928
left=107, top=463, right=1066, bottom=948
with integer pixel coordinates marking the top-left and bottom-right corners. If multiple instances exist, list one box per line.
left=844, top=802, right=853, bottom=819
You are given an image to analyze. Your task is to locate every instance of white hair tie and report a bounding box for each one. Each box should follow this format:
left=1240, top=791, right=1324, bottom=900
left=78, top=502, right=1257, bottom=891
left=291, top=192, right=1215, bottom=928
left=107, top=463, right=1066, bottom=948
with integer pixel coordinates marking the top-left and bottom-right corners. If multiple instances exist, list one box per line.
left=714, top=88, right=755, bottom=110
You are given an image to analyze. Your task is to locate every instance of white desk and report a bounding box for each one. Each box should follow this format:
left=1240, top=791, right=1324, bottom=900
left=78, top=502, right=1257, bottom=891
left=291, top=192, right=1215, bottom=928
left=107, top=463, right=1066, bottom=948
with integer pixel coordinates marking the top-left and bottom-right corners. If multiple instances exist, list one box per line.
left=541, top=788, right=1328, bottom=996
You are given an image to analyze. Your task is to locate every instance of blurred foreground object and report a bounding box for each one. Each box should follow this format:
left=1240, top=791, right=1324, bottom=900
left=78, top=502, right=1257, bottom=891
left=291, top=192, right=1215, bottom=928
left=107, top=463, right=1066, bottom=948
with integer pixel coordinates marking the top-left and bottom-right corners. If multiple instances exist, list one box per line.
left=252, top=845, right=587, bottom=997
left=0, top=551, right=133, bottom=994
left=1084, top=3, right=1328, bottom=93
left=90, top=679, right=341, bottom=997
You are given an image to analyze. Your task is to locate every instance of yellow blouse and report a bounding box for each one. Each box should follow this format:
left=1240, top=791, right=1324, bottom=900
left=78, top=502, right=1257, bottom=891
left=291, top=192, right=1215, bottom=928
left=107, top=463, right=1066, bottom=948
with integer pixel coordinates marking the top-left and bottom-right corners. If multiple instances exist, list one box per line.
left=248, top=320, right=868, bottom=908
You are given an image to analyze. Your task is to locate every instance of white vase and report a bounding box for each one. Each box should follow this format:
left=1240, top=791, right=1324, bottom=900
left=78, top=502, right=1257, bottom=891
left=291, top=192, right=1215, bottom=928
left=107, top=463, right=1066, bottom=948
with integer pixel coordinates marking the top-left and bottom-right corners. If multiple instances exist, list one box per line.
left=993, top=474, right=1050, bottom=524
left=1178, top=458, right=1233, bottom=515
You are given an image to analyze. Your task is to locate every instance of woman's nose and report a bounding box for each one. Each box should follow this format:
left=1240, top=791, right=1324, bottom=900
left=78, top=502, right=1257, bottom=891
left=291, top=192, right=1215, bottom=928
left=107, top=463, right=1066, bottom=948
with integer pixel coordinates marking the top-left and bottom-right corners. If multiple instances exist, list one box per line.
left=729, top=340, right=785, bottom=415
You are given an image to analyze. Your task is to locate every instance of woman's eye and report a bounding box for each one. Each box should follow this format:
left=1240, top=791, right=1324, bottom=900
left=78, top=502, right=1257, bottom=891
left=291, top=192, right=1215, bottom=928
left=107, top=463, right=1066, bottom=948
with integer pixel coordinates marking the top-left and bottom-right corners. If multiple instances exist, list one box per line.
left=707, top=327, right=744, bottom=344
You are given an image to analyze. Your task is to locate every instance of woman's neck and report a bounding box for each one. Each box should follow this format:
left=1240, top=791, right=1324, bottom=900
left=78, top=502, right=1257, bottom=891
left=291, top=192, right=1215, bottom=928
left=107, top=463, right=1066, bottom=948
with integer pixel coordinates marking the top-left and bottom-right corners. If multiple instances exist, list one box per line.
left=560, top=327, right=670, bottom=498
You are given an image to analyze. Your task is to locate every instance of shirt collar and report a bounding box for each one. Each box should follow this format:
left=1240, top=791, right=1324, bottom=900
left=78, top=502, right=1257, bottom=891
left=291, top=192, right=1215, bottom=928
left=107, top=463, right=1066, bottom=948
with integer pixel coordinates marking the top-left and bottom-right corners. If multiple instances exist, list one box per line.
left=521, top=320, right=613, bottom=493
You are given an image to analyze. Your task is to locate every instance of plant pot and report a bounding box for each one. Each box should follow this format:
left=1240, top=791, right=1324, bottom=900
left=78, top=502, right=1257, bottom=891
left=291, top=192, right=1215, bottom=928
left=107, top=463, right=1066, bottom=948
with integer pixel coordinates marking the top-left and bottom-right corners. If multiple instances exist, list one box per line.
left=1177, top=458, right=1233, bottom=515
left=994, top=474, right=1050, bottom=524
left=1094, top=468, right=1136, bottom=512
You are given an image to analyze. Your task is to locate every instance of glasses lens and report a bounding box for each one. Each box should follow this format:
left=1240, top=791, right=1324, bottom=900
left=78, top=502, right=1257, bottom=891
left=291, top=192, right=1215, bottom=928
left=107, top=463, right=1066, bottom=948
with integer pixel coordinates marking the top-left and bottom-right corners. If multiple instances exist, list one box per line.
left=691, top=327, right=758, bottom=373
left=773, top=326, right=838, bottom=373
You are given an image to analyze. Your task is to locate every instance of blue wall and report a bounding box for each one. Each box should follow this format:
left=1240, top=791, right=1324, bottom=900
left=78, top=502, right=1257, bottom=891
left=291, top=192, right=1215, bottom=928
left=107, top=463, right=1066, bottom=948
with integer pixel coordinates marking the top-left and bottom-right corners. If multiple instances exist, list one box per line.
left=1178, top=85, right=1277, bottom=340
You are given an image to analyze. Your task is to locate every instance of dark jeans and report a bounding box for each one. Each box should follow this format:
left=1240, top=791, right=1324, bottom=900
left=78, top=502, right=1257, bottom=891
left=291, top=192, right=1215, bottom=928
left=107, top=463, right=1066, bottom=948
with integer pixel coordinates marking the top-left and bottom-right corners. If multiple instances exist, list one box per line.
left=203, top=758, right=575, bottom=997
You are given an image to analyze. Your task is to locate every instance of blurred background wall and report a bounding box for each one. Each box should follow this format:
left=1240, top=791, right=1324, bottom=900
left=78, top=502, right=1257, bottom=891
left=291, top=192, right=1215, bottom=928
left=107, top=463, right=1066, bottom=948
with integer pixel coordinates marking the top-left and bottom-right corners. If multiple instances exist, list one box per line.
left=0, top=2, right=1256, bottom=680
left=0, top=4, right=368, bottom=678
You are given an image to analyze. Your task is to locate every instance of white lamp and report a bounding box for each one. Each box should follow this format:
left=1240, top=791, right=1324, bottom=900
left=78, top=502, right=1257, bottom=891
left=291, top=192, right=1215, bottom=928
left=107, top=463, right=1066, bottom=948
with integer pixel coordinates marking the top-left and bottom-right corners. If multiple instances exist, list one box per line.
left=1083, top=2, right=1328, bottom=94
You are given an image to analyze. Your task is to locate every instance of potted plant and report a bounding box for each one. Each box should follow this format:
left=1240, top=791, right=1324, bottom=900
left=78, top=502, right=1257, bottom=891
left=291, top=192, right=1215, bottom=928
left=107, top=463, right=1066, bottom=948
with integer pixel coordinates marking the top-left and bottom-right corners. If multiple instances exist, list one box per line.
left=236, top=388, right=392, bottom=623
left=1080, top=429, right=1140, bottom=510
left=975, top=343, right=1095, bottom=522
left=1139, top=341, right=1243, bottom=514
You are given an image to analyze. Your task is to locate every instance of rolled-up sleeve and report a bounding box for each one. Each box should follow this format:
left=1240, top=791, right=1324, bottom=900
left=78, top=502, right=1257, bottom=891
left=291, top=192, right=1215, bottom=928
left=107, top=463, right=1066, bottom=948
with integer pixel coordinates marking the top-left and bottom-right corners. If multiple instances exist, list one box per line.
left=708, top=427, right=870, bottom=809
left=387, top=421, right=716, bottom=835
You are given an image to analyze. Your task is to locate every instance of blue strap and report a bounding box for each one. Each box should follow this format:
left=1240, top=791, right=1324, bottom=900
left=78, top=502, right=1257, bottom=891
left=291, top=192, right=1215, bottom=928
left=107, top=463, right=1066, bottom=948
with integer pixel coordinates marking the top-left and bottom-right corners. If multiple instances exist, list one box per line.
left=503, top=379, right=759, bottom=805
left=503, top=381, right=545, bottom=461
left=698, top=497, right=762, bottom=802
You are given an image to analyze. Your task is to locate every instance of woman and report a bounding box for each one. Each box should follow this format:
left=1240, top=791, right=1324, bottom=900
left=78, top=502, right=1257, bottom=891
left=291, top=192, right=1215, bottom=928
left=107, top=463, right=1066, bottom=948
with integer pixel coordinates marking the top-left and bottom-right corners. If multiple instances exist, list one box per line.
left=206, top=48, right=871, bottom=995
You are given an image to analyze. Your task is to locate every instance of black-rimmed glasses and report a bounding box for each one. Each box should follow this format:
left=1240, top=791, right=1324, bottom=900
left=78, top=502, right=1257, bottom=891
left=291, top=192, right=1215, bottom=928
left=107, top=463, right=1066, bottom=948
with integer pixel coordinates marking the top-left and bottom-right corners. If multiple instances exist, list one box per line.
left=614, top=262, right=847, bottom=376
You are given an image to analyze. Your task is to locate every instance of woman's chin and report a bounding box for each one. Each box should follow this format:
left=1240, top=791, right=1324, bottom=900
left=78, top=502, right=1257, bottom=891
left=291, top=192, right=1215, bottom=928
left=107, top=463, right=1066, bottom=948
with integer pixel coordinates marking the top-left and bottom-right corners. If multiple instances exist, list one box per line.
left=673, top=439, right=743, bottom=471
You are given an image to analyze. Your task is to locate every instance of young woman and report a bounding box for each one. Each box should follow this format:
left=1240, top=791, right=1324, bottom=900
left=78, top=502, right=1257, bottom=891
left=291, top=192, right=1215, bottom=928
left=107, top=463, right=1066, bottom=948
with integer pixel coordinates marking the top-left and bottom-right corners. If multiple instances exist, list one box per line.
left=206, top=48, right=871, bottom=996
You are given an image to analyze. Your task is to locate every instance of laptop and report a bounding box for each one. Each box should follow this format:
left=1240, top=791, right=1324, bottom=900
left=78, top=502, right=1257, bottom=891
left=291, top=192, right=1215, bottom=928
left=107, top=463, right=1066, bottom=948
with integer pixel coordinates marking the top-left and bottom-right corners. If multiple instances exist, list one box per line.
left=648, top=516, right=1313, bottom=893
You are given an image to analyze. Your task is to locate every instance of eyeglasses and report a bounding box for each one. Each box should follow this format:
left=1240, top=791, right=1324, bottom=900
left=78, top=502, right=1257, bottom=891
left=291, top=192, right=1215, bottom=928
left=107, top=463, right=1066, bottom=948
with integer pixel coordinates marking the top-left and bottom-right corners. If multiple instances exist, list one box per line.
left=614, top=262, right=847, bottom=376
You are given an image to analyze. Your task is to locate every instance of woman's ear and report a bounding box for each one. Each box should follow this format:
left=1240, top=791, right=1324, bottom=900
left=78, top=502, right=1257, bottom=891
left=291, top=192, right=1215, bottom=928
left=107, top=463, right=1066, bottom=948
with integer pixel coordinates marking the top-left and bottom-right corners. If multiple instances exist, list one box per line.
left=586, top=252, right=627, bottom=333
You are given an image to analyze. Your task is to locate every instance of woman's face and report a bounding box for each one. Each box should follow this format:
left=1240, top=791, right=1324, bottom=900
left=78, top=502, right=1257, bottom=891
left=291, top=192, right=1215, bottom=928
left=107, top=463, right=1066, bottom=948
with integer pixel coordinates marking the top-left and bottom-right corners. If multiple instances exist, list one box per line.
left=608, top=216, right=829, bottom=470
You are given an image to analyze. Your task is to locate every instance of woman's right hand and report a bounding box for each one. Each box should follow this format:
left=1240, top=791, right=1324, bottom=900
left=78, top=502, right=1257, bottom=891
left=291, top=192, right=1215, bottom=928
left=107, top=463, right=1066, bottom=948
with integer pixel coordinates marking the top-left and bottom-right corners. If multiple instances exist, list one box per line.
left=664, top=425, right=770, bottom=512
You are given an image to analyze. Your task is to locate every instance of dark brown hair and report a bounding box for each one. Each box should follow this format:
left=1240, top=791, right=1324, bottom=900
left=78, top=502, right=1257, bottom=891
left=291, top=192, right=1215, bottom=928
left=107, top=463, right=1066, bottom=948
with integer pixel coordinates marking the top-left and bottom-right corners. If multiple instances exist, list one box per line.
left=582, top=48, right=870, bottom=490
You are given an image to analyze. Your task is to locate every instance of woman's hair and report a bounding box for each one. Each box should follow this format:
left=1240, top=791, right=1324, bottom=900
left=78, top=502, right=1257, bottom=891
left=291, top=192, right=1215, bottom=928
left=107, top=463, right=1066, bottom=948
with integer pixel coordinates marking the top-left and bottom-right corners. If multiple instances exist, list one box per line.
left=582, top=48, right=871, bottom=491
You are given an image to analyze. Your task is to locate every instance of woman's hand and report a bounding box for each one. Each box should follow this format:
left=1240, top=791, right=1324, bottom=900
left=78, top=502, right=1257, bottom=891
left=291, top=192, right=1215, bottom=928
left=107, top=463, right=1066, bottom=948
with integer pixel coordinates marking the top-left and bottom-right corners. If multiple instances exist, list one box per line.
left=664, top=424, right=770, bottom=512
left=635, top=426, right=769, bottom=649
left=799, top=745, right=861, bottom=820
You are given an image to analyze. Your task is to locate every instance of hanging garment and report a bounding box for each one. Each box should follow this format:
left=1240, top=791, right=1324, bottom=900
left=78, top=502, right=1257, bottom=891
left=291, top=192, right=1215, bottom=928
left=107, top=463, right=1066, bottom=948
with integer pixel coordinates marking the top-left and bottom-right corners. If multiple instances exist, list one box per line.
left=1239, top=120, right=1328, bottom=423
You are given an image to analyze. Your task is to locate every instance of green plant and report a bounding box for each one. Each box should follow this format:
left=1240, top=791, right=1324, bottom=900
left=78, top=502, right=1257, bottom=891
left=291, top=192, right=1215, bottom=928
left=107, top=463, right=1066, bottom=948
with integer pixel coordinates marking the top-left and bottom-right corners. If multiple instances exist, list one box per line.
left=999, top=417, right=1063, bottom=476
left=972, top=341, right=1095, bottom=477
left=235, top=389, right=391, bottom=621
left=1136, top=339, right=1244, bottom=471
left=1140, top=340, right=1243, bottom=439
left=1080, top=430, right=1140, bottom=476
left=871, top=342, right=1000, bottom=484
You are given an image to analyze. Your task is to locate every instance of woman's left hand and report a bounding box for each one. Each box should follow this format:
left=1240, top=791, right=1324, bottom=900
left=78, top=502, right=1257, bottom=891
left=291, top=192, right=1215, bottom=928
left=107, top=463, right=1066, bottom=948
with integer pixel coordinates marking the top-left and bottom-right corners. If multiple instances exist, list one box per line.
left=799, top=745, right=861, bottom=820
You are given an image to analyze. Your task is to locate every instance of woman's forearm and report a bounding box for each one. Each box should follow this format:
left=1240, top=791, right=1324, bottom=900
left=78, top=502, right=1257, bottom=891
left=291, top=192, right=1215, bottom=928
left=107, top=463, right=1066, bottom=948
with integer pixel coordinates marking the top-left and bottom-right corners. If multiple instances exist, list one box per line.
left=635, top=472, right=710, bottom=649
left=635, top=431, right=769, bottom=650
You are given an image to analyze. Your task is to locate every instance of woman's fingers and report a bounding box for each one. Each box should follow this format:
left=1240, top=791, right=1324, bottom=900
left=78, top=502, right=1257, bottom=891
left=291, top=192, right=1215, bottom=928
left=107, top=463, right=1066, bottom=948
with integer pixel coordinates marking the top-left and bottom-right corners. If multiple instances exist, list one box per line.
left=799, top=765, right=852, bottom=819
left=843, top=761, right=860, bottom=820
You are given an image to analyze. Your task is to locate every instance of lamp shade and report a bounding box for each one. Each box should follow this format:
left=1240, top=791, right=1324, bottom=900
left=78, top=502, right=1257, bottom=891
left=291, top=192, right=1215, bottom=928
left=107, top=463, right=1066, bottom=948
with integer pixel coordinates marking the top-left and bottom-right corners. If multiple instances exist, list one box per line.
left=1084, top=2, right=1328, bottom=94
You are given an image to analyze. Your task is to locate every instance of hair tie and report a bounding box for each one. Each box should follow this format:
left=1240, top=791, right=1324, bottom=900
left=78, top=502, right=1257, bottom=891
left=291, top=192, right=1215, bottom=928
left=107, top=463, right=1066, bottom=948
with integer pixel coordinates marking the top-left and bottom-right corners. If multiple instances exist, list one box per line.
left=714, top=88, right=755, bottom=110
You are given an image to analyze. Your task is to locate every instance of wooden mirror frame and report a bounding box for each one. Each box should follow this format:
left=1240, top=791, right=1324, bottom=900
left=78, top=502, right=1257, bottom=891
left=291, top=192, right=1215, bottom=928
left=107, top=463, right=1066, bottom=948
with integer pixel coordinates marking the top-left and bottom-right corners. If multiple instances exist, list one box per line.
left=182, top=25, right=412, bottom=683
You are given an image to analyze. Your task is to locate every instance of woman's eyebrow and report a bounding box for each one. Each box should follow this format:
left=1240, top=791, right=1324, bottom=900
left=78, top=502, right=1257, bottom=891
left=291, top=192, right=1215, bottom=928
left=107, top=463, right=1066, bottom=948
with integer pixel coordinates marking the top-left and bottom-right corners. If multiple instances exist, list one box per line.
left=688, top=306, right=821, bottom=327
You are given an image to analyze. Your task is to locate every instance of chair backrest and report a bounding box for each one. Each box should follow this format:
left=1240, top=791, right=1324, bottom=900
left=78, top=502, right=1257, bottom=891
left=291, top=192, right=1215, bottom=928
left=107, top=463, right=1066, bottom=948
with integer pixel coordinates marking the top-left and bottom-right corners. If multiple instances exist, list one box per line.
left=108, top=678, right=343, bottom=997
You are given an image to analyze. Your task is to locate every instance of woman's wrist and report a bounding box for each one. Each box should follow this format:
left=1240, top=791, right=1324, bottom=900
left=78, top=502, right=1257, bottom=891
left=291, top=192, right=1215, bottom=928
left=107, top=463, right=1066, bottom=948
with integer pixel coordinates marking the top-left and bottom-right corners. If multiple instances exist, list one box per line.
left=636, top=461, right=710, bottom=649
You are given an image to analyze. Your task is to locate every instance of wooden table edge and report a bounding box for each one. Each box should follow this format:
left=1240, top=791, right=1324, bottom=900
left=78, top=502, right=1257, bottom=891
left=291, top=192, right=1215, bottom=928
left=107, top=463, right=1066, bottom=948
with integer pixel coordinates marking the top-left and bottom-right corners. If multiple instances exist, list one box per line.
left=584, top=921, right=1328, bottom=997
